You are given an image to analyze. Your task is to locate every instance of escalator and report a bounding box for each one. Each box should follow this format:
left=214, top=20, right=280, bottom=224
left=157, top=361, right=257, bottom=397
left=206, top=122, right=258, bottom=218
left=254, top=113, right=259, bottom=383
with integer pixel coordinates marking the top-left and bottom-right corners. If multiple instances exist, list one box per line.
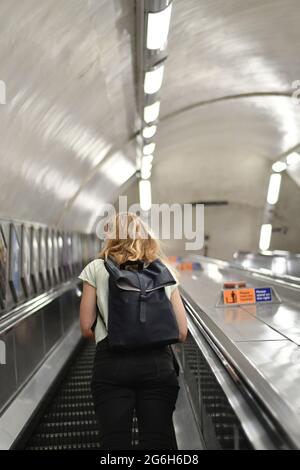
left=21, top=330, right=268, bottom=451
left=24, top=341, right=100, bottom=450
left=23, top=341, right=139, bottom=450
left=15, top=293, right=284, bottom=451
left=180, top=335, right=251, bottom=450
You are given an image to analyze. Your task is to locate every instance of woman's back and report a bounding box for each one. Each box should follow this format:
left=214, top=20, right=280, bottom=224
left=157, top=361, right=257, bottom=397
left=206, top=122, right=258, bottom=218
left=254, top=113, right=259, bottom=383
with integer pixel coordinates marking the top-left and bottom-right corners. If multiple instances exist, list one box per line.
left=79, top=257, right=180, bottom=345
left=78, top=212, right=187, bottom=449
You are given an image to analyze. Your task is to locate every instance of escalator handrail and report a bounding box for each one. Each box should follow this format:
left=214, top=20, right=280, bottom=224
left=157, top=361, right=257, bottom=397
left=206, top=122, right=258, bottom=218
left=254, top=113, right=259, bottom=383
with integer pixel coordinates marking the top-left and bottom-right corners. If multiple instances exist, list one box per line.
left=187, top=254, right=300, bottom=290
left=0, top=280, right=80, bottom=335
left=181, top=289, right=299, bottom=450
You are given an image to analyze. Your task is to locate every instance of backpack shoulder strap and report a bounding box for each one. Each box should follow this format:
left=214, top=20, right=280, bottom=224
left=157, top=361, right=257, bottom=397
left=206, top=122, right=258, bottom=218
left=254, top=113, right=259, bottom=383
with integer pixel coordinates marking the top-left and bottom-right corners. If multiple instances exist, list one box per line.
left=93, top=306, right=107, bottom=329
left=104, top=255, right=120, bottom=279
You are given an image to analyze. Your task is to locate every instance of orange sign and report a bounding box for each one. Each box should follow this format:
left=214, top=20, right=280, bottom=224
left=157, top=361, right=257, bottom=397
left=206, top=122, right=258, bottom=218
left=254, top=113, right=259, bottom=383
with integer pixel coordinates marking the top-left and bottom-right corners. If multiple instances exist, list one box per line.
left=238, top=288, right=255, bottom=304
left=179, top=262, right=193, bottom=271
left=223, top=288, right=255, bottom=305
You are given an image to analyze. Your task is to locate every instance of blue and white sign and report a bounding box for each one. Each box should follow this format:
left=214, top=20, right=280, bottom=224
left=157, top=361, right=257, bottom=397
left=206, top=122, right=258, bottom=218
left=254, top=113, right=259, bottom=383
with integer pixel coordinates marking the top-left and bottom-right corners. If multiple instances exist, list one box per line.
left=255, top=287, right=272, bottom=302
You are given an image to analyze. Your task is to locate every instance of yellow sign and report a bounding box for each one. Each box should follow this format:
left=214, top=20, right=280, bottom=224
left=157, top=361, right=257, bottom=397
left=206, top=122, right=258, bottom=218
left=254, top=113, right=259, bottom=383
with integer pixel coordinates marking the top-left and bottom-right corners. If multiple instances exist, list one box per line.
left=223, top=288, right=255, bottom=305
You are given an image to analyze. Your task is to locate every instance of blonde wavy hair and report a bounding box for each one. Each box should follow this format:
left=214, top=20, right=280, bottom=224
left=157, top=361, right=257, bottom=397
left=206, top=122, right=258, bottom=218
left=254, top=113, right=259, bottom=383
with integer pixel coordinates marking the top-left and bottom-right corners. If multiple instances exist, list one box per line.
left=98, top=212, right=176, bottom=276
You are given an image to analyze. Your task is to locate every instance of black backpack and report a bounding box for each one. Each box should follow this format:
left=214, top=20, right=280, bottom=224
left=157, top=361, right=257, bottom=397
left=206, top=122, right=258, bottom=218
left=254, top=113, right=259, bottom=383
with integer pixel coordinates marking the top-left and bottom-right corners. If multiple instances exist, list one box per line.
left=99, top=256, right=179, bottom=352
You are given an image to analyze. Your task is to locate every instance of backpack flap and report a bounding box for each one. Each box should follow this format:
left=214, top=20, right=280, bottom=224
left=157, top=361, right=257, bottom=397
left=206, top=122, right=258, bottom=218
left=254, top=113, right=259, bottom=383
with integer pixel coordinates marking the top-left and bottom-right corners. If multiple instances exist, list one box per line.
left=104, top=256, right=179, bottom=351
left=104, top=256, right=141, bottom=289
left=143, top=258, right=177, bottom=289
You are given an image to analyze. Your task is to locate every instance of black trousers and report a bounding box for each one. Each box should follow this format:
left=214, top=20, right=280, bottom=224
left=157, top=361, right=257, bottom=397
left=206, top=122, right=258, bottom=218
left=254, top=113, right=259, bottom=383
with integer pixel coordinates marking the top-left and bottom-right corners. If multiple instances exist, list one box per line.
left=91, top=337, right=180, bottom=450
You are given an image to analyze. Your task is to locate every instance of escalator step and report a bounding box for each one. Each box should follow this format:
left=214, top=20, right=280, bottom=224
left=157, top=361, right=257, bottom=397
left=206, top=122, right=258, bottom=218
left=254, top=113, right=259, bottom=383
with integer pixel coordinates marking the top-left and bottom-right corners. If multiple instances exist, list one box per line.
left=183, top=334, right=252, bottom=450
left=24, top=341, right=139, bottom=449
left=43, top=411, right=97, bottom=422
left=26, top=442, right=102, bottom=450
left=52, top=394, right=93, bottom=403
left=37, top=420, right=99, bottom=432
left=29, top=429, right=100, bottom=446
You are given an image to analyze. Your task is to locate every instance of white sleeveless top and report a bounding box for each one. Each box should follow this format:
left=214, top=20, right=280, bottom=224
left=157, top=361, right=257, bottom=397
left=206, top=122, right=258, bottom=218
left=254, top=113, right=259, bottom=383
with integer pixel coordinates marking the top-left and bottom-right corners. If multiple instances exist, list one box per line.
left=78, top=259, right=179, bottom=344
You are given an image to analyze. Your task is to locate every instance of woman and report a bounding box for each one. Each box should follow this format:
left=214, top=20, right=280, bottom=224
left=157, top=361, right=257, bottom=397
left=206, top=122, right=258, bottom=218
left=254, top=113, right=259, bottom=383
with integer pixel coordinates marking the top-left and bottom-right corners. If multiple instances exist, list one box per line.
left=78, top=212, right=188, bottom=450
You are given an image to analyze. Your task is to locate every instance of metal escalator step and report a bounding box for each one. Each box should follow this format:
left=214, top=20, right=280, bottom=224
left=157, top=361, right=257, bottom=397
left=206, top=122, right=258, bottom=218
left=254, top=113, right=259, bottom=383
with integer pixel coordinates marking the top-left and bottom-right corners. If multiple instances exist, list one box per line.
left=200, top=387, right=225, bottom=394
left=43, top=411, right=97, bottom=422
left=57, top=384, right=93, bottom=391
left=26, top=442, right=102, bottom=450
left=182, top=334, right=252, bottom=450
left=67, top=374, right=92, bottom=380
left=60, top=386, right=92, bottom=393
left=52, top=394, right=93, bottom=404
left=29, top=429, right=100, bottom=446
left=25, top=341, right=139, bottom=449
left=55, top=392, right=93, bottom=400
left=60, top=380, right=93, bottom=387
left=48, top=402, right=95, bottom=412
left=37, top=420, right=99, bottom=433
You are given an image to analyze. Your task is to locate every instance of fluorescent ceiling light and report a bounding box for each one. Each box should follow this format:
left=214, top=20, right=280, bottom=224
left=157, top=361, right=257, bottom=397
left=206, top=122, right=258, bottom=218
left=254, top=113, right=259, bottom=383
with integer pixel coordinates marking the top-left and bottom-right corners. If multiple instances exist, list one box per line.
left=141, top=168, right=152, bottom=180
left=144, top=101, right=160, bottom=123
left=272, top=161, right=287, bottom=173
left=141, top=154, right=154, bottom=165
left=147, top=4, right=173, bottom=50
left=267, top=173, right=281, bottom=205
left=259, top=224, right=272, bottom=251
left=139, top=179, right=152, bottom=210
left=141, top=159, right=152, bottom=172
left=141, top=157, right=152, bottom=179
left=142, top=125, right=157, bottom=139
left=286, top=152, right=300, bottom=166
left=144, top=65, right=164, bottom=94
left=143, top=142, right=156, bottom=155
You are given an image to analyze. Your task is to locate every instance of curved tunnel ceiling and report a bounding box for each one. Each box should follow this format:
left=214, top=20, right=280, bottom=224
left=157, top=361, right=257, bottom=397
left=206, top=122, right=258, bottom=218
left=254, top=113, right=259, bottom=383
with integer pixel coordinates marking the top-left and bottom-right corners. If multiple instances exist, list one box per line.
left=1, top=0, right=300, bottom=234
left=0, top=0, right=137, bottom=233
left=150, top=0, right=300, bottom=211
left=162, top=0, right=300, bottom=112
left=153, top=96, right=300, bottom=207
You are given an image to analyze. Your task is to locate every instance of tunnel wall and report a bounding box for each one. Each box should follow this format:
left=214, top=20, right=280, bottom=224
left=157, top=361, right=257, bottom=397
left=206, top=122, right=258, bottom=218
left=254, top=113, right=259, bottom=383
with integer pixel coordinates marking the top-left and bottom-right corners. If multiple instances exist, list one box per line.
left=120, top=175, right=300, bottom=261
left=0, top=215, right=100, bottom=414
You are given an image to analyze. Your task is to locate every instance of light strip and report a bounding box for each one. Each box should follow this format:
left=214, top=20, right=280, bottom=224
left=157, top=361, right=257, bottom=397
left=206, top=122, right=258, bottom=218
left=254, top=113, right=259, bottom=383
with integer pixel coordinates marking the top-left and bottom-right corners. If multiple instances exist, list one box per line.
left=267, top=173, right=281, bottom=205
left=142, top=125, right=157, bottom=139
left=259, top=224, right=272, bottom=251
left=141, top=159, right=152, bottom=173
left=139, top=179, right=152, bottom=210
left=141, top=156, right=152, bottom=179
left=143, top=142, right=156, bottom=155
left=144, top=65, right=164, bottom=94
left=141, top=154, right=153, bottom=165
left=147, top=3, right=173, bottom=50
left=144, top=101, right=160, bottom=123
left=286, top=152, right=300, bottom=166
left=141, top=168, right=152, bottom=180
left=272, top=161, right=287, bottom=173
